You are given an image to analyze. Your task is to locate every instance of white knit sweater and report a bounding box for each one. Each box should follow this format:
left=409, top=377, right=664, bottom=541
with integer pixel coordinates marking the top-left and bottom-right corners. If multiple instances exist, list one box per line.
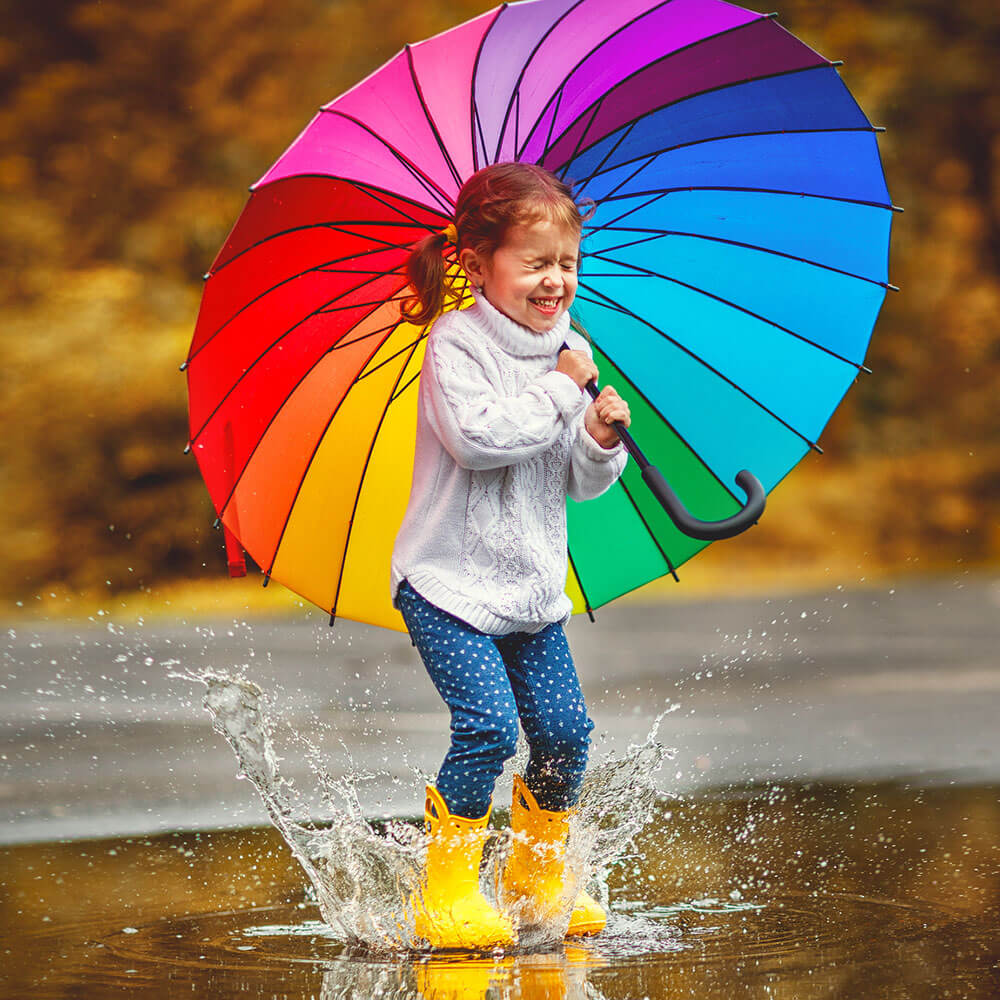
left=391, top=289, right=627, bottom=635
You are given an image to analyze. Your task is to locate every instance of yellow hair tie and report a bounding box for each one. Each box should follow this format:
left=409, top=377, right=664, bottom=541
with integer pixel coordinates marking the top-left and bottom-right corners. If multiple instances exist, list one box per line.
left=439, top=222, right=458, bottom=244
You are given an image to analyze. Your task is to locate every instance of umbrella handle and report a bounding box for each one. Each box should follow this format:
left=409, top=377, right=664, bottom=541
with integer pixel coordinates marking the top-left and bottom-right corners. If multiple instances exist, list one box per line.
left=570, top=353, right=766, bottom=540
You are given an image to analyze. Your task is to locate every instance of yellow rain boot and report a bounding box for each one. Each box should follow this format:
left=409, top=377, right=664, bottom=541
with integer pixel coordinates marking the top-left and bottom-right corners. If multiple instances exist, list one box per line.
left=412, top=785, right=515, bottom=951
left=501, top=774, right=606, bottom=937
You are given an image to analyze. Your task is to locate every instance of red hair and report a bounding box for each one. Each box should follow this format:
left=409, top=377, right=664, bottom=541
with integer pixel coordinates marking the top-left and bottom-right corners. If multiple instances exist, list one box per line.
left=403, top=163, right=590, bottom=326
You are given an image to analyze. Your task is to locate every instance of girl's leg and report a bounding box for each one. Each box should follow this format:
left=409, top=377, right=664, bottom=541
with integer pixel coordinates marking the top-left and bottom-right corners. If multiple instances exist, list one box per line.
left=396, top=581, right=519, bottom=818
left=497, top=623, right=594, bottom=811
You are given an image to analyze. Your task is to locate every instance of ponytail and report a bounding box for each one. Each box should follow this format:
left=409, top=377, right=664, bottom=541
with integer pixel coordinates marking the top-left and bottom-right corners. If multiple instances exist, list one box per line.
left=402, top=230, right=463, bottom=327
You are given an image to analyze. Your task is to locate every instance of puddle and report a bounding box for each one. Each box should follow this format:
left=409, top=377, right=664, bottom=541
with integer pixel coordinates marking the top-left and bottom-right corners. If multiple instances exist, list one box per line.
left=187, top=671, right=669, bottom=952
left=3, top=781, right=998, bottom=998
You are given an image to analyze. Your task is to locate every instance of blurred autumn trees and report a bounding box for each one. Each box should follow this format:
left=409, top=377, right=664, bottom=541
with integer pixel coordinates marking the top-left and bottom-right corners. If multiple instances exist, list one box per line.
left=1, top=0, right=997, bottom=602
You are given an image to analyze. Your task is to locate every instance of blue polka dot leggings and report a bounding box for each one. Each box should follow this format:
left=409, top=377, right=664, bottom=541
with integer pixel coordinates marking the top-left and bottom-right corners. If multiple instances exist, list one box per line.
left=396, top=580, right=594, bottom=819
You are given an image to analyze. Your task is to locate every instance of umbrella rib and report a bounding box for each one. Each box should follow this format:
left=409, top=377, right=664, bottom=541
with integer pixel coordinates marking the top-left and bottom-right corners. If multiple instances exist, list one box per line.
left=210, top=220, right=429, bottom=279
left=585, top=225, right=891, bottom=296
left=491, top=0, right=590, bottom=165
left=569, top=304, right=746, bottom=505
left=330, top=323, right=401, bottom=353
left=558, top=96, right=606, bottom=184
left=514, top=90, right=520, bottom=155
left=354, top=331, right=428, bottom=383
left=585, top=243, right=865, bottom=377
left=317, top=292, right=412, bottom=315
left=320, top=109, right=456, bottom=214
left=573, top=120, right=638, bottom=194
left=473, top=98, right=490, bottom=170
left=329, top=334, right=427, bottom=622
left=340, top=179, right=452, bottom=230
left=617, top=475, right=680, bottom=582
left=247, top=175, right=451, bottom=232
left=540, top=80, right=567, bottom=165
left=585, top=190, right=671, bottom=235
left=189, top=246, right=411, bottom=368
left=469, top=5, right=504, bottom=170
left=512, top=0, right=677, bottom=164
left=313, top=267, right=412, bottom=277
left=389, top=368, right=422, bottom=404
left=573, top=291, right=634, bottom=320
left=576, top=126, right=884, bottom=195
left=544, top=20, right=828, bottom=173
left=596, top=183, right=894, bottom=213
left=214, top=314, right=405, bottom=525
left=577, top=278, right=823, bottom=453
left=566, top=546, right=596, bottom=622
left=405, top=45, right=463, bottom=192
left=189, top=270, right=409, bottom=447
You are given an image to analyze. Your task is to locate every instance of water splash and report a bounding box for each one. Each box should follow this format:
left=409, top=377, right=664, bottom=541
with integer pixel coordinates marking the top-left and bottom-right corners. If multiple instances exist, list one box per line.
left=184, top=670, right=670, bottom=953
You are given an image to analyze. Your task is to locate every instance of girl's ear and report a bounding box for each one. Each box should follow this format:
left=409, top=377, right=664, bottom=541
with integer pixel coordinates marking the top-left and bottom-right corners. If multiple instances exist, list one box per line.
left=459, top=247, right=486, bottom=290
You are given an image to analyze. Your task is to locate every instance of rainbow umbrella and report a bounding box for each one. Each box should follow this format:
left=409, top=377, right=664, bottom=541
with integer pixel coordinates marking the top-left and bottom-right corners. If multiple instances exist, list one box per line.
left=185, top=0, right=894, bottom=630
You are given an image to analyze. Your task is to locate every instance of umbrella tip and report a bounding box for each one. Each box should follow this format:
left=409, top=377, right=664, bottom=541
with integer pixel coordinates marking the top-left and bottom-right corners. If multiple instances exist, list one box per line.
left=329, top=612, right=336, bottom=627
left=891, top=204, right=905, bottom=214
left=212, top=517, right=221, bottom=530
left=811, top=442, right=825, bottom=455
left=262, top=573, right=270, bottom=588
left=861, top=364, right=873, bottom=374
left=183, top=442, right=191, bottom=455
left=887, top=283, right=900, bottom=293
left=766, top=10, right=779, bottom=16
left=831, top=59, right=844, bottom=67
left=586, top=609, right=596, bottom=623
left=202, top=272, right=211, bottom=281
left=179, top=360, right=188, bottom=371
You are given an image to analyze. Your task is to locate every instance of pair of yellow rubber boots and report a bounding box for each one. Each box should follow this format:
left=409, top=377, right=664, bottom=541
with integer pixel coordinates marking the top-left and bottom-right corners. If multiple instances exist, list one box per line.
left=412, top=775, right=605, bottom=949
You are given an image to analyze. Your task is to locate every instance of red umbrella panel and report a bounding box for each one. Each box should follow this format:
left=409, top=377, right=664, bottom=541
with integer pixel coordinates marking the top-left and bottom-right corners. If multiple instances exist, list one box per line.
left=186, top=177, right=452, bottom=624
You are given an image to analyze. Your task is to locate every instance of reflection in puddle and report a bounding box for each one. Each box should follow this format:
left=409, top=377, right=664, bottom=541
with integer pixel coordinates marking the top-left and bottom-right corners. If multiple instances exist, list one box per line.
left=2, top=781, right=999, bottom=998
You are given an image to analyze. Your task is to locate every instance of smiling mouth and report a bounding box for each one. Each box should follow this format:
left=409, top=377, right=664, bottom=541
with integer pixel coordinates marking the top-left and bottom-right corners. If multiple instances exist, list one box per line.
left=530, top=297, right=562, bottom=313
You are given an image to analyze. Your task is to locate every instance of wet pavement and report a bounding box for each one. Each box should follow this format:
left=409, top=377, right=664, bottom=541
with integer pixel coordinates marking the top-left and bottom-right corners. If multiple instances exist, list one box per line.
left=2, top=575, right=999, bottom=841
left=2, top=574, right=1000, bottom=997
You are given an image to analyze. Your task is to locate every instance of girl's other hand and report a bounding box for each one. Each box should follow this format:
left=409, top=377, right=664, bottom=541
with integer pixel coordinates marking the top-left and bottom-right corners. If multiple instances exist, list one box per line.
left=556, top=349, right=599, bottom=389
left=584, top=386, right=630, bottom=449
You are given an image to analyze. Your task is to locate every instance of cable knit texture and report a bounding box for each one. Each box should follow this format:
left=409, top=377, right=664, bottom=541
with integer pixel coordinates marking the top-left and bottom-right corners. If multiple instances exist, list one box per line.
left=391, top=290, right=627, bottom=635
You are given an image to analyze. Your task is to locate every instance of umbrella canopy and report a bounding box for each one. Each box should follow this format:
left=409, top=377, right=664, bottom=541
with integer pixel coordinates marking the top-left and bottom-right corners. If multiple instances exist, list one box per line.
left=186, top=0, right=894, bottom=630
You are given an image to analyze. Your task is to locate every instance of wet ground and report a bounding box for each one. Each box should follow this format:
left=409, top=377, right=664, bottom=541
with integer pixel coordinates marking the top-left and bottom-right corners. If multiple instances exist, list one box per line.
left=2, top=575, right=1000, bottom=997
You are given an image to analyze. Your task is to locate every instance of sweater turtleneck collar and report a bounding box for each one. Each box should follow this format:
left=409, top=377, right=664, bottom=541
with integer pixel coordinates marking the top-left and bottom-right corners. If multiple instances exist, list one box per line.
left=467, top=287, right=570, bottom=357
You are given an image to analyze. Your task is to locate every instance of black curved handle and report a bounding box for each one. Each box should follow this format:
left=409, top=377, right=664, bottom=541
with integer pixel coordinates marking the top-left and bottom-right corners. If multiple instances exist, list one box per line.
left=640, top=465, right=766, bottom=541
left=564, top=343, right=766, bottom=540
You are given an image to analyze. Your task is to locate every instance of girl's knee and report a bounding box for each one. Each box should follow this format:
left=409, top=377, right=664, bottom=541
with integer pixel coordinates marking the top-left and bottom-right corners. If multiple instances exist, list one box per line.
left=454, top=711, right=519, bottom=763
left=490, top=715, right=520, bottom=762
left=533, top=709, right=593, bottom=765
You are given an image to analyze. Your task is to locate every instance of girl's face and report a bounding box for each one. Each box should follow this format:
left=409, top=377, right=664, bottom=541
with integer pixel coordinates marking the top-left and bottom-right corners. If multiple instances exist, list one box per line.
left=461, top=218, right=580, bottom=333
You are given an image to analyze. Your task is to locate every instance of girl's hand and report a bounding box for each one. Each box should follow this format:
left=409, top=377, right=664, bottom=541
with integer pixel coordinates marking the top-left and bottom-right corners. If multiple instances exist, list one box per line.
left=584, top=386, right=630, bottom=449
left=556, top=349, right=599, bottom=389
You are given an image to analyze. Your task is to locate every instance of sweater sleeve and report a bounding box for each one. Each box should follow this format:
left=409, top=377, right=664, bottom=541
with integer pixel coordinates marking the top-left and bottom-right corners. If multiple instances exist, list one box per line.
left=423, top=328, right=586, bottom=472
left=568, top=415, right=628, bottom=502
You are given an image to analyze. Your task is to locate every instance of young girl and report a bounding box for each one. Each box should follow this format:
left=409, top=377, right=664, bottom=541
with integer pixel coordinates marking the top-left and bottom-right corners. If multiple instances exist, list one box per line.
left=392, top=163, right=630, bottom=950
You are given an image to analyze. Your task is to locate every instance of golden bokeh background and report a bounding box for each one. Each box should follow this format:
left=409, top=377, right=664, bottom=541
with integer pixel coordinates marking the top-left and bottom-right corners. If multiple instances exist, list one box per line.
left=2, top=0, right=997, bottom=610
